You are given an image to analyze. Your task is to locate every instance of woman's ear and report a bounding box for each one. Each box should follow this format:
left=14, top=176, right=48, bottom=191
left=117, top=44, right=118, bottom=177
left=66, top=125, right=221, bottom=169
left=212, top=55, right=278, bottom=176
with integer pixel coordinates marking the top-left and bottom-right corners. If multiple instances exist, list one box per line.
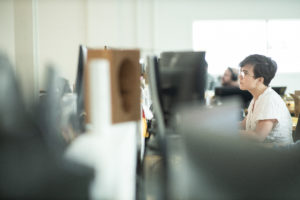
left=258, top=77, right=264, bottom=84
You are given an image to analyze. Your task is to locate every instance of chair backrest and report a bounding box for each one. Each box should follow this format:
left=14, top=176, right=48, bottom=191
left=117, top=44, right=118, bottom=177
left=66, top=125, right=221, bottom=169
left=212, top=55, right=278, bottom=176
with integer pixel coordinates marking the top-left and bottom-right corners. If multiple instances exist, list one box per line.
left=295, top=90, right=300, bottom=96
left=290, top=93, right=300, bottom=117
left=294, top=114, right=300, bottom=142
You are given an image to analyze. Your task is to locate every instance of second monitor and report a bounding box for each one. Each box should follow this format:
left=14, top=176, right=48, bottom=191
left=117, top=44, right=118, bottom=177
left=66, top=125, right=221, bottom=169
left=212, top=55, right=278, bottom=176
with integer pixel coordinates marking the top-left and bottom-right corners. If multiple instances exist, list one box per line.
left=214, top=86, right=252, bottom=108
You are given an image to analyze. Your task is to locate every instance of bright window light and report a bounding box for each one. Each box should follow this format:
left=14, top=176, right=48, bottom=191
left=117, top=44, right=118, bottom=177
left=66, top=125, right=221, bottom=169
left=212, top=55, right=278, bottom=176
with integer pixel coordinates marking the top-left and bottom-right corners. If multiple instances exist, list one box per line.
left=267, top=20, right=300, bottom=73
left=193, top=20, right=300, bottom=74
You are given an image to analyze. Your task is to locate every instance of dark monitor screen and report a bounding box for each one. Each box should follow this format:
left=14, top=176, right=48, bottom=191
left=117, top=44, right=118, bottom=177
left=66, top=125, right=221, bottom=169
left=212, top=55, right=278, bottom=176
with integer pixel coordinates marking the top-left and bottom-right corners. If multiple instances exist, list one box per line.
left=75, top=45, right=87, bottom=94
left=158, top=51, right=208, bottom=125
left=74, top=45, right=87, bottom=132
left=214, top=86, right=252, bottom=108
left=159, top=51, right=207, bottom=102
left=75, top=45, right=87, bottom=106
left=272, top=86, right=286, bottom=97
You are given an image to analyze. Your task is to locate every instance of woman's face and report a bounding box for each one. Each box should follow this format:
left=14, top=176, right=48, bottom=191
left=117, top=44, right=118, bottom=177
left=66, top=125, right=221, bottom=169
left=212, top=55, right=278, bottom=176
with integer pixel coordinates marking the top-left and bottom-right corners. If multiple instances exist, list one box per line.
left=239, top=64, right=258, bottom=91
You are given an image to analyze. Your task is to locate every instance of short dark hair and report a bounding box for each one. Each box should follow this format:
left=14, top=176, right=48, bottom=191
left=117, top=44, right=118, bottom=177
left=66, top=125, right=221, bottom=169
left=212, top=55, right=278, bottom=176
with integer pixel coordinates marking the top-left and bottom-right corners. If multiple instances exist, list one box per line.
left=239, top=54, right=277, bottom=86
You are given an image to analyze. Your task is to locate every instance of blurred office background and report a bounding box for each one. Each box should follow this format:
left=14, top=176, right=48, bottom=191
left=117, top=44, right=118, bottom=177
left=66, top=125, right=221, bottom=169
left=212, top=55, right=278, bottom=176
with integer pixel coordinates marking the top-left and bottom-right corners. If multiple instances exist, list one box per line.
left=2, top=0, right=300, bottom=199
left=1, top=0, right=300, bottom=104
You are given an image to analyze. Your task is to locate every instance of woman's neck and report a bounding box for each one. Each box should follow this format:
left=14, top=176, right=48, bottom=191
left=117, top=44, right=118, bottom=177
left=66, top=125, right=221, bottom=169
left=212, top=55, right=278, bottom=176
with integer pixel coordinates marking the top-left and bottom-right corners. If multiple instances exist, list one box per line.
left=250, top=85, right=268, bottom=101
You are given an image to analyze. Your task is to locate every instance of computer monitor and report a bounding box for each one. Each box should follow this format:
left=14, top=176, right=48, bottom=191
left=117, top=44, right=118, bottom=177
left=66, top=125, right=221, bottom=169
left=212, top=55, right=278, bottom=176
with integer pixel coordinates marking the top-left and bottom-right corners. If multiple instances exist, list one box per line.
left=159, top=51, right=207, bottom=102
left=214, top=86, right=252, bottom=108
left=158, top=51, right=208, bottom=125
left=272, top=86, right=287, bottom=97
left=75, top=45, right=87, bottom=94
left=74, top=45, right=87, bottom=132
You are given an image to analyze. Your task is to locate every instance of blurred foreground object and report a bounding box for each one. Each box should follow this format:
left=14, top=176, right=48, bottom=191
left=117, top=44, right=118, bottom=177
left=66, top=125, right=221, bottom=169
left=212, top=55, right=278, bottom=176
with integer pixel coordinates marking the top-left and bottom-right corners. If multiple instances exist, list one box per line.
left=0, top=54, right=94, bottom=199
left=167, top=100, right=300, bottom=200
left=67, top=48, right=140, bottom=200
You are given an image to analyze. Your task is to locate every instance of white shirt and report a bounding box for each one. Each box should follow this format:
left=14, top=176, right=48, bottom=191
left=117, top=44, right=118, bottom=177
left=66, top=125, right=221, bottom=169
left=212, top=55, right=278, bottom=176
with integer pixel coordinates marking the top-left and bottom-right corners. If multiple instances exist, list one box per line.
left=246, top=87, right=293, bottom=144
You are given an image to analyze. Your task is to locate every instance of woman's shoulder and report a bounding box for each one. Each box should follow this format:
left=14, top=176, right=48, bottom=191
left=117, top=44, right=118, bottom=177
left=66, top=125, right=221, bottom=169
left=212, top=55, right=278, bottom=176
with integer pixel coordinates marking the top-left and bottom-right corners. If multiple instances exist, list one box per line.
left=257, top=88, right=285, bottom=108
left=261, top=87, right=282, bottom=101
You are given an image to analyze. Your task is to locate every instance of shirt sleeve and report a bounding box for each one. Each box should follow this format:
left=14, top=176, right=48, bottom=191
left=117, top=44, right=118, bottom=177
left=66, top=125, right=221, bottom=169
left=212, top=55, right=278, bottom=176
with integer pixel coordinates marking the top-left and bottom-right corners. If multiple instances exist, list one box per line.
left=254, top=95, right=280, bottom=122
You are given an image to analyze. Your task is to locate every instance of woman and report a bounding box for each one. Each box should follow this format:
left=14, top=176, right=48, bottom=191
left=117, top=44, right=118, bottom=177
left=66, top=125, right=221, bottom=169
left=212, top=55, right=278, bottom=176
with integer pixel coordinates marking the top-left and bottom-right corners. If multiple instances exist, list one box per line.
left=239, top=54, right=293, bottom=145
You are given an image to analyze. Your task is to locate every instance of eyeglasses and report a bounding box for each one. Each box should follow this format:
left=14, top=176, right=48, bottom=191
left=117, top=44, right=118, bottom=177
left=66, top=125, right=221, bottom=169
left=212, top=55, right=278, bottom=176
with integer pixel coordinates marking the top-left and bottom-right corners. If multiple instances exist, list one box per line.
left=239, top=70, right=255, bottom=79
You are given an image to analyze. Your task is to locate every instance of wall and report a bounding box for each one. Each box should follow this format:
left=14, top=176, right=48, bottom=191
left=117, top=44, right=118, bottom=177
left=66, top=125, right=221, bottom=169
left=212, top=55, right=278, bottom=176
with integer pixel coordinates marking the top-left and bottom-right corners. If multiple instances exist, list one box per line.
left=152, top=0, right=300, bottom=93
left=87, top=0, right=137, bottom=48
left=1, top=0, right=300, bottom=92
left=153, top=0, right=300, bottom=53
left=0, top=0, right=15, bottom=67
left=38, top=0, right=87, bottom=89
left=14, top=0, right=39, bottom=106
left=272, top=73, right=300, bottom=94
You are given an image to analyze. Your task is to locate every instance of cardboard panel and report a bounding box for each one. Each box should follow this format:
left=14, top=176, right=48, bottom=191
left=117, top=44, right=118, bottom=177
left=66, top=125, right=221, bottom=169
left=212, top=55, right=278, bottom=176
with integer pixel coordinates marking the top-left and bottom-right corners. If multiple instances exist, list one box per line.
left=84, top=49, right=140, bottom=124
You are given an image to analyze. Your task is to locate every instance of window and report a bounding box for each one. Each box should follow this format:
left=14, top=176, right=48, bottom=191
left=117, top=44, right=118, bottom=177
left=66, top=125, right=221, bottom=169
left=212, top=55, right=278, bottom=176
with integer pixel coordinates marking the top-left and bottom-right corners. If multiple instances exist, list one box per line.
left=193, top=20, right=300, bottom=74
